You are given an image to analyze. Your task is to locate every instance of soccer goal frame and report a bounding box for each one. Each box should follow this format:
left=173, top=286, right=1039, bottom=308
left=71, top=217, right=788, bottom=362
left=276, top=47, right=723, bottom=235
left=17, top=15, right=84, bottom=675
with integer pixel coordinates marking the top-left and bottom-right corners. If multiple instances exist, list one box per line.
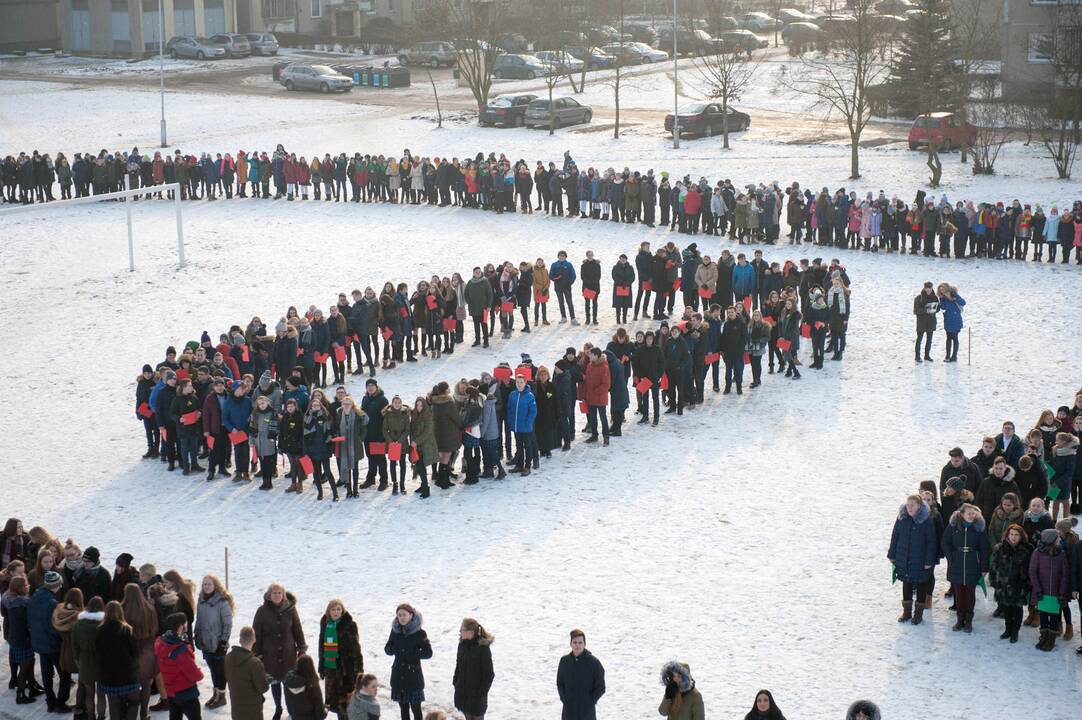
left=0, top=182, right=186, bottom=272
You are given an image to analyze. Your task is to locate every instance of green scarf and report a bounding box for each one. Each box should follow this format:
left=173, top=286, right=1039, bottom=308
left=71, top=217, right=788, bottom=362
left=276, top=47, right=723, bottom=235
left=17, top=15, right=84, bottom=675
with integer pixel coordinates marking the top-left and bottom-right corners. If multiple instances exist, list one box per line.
left=323, top=619, right=338, bottom=669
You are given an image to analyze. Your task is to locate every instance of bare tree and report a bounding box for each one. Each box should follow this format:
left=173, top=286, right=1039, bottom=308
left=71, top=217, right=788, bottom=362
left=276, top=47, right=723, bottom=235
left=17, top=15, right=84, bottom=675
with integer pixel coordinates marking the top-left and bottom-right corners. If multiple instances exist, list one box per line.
left=543, top=70, right=563, bottom=135
left=1028, top=12, right=1082, bottom=179
left=421, top=0, right=504, bottom=114
left=783, top=0, right=887, bottom=178
left=426, top=70, right=443, bottom=128
left=948, top=0, right=1002, bottom=164
left=968, top=93, right=1014, bottom=175
left=692, top=48, right=759, bottom=149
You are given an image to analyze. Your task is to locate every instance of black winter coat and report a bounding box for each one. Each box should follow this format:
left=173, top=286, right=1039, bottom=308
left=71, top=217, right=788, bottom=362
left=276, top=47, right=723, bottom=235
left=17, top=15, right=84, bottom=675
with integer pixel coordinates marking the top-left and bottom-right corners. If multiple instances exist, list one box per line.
left=632, top=343, right=664, bottom=383
left=990, top=539, right=1032, bottom=607
left=580, top=259, right=601, bottom=292
left=453, top=637, right=494, bottom=716
left=96, top=620, right=138, bottom=688
left=719, top=318, right=748, bottom=360
left=611, top=262, right=635, bottom=308
left=384, top=617, right=432, bottom=696
left=556, top=650, right=605, bottom=720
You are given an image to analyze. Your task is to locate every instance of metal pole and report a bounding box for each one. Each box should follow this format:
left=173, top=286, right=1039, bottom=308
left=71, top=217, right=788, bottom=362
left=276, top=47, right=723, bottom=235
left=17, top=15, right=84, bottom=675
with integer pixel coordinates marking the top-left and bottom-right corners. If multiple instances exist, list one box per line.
left=159, top=0, right=167, bottom=147
left=224, top=547, right=229, bottom=589
left=126, top=200, right=134, bottom=272
left=672, top=0, right=679, bottom=148
left=175, top=191, right=186, bottom=267
left=967, top=326, right=971, bottom=366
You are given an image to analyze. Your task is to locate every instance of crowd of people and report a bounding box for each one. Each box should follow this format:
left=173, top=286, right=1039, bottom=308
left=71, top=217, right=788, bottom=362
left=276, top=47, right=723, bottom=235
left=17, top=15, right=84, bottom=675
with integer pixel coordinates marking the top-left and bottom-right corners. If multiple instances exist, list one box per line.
left=889, top=389, right=1082, bottom=653
left=132, top=243, right=855, bottom=498
left=0, top=526, right=885, bottom=720
left=5, top=146, right=1082, bottom=264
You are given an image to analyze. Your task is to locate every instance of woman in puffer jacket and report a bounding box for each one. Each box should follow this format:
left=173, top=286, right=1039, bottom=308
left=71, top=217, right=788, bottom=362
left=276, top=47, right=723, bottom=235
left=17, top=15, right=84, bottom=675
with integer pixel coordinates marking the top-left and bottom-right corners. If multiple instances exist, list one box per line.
left=658, top=661, right=704, bottom=720
left=194, top=575, right=233, bottom=708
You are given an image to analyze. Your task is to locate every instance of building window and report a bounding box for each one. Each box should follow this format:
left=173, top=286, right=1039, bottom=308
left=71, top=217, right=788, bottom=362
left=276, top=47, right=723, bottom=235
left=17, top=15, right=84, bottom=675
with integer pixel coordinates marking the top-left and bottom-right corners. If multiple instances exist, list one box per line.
left=111, top=0, right=131, bottom=53
left=387, top=0, right=393, bottom=11
left=311, top=0, right=322, bottom=17
left=1027, top=32, right=1053, bottom=62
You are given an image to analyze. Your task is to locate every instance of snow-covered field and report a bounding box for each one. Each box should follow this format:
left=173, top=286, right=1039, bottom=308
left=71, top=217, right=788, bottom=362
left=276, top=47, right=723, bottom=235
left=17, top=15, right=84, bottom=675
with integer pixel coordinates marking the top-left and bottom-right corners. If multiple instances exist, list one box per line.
left=2, top=74, right=1081, bottom=720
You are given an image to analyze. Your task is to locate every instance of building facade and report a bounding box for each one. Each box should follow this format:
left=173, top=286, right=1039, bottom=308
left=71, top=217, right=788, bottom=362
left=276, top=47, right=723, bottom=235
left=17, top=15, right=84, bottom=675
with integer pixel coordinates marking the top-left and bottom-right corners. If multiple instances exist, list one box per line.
left=0, top=0, right=60, bottom=52
left=999, top=0, right=1080, bottom=96
left=55, top=0, right=237, bottom=56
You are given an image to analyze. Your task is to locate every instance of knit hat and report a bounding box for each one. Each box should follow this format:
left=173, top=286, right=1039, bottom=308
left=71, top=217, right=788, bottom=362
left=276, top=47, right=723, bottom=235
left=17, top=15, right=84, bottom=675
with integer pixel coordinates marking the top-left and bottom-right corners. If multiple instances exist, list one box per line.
left=945, top=476, right=966, bottom=493
left=184, top=341, right=199, bottom=354
left=212, top=377, right=225, bottom=386
left=365, top=378, right=378, bottom=387
left=259, top=370, right=272, bottom=388
left=1055, top=517, right=1078, bottom=533
left=43, top=571, right=63, bottom=592
left=200, top=331, right=211, bottom=344
left=520, top=353, right=532, bottom=364
left=115, top=553, right=134, bottom=569
left=142, top=364, right=153, bottom=373
left=1041, top=528, right=1060, bottom=545
left=231, top=381, right=244, bottom=391
left=275, top=318, right=288, bottom=333
left=162, top=369, right=176, bottom=382
left=83, top=546, right=100, bottom=564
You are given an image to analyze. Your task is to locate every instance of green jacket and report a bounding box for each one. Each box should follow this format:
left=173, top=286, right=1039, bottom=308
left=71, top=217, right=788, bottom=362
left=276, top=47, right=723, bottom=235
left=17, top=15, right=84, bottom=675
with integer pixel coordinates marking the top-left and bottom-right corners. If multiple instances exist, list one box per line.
left=225, top=646, right=269, bottom=720
left=409, top=406, right=438, bottom=467
left=659, top=688, right=705, bottom=720
left=382, top=406, right=410, bottom=445
left=464, top=277, right=495, bottom=318
left=71, top=612, right=104, bottom=683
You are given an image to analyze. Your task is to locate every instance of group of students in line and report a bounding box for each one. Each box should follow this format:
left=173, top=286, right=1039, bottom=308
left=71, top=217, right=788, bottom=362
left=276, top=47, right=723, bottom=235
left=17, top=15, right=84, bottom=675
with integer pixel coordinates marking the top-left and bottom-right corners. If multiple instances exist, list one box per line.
left=132, top=244, right=853, bottom=498
left=6, top=146, right=1082, bottom=266
left=0, top=524, right=885, bottom=720
left=889, top=390, right=1082, bottom=654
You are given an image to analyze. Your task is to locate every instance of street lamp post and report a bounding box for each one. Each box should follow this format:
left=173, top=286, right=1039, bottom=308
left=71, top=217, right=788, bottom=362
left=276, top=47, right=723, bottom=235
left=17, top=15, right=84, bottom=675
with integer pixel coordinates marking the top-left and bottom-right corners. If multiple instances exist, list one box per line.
left=159, top=0, right=167, bottom=147
left=672, top=0, right=679, bottom=149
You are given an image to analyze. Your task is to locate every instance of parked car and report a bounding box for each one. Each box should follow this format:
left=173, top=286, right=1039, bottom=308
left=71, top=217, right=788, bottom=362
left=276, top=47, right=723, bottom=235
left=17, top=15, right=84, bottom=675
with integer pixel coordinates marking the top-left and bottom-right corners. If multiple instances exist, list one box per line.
left=492, top=53, right=552, bottom=80
left=777, top=8, right=815, bottom=23
left=718, top=30, right=769, bottom=53
left=739, top=12, right=782, bottom=31
left=496, top=32, right=528, bottom=53
left=397, top=41, right=457, bottom=67
left=479, top=94, right=539, bottom=127
left=537, top=31, right=588, bottom=51
left=207, top=32, right=250, bottom=57
left=869, top=13, right=907, bottom=30
left=665, top=102, right=751, bottom=137
left=908, top=112, right=976, bottom=150
left=628, top=25, right=658, bottom=44
left=524, top=96, right=593, bottom=128
left=707, top=16, right=740, bottom=34
left=244, top=32, right=279, bottom=55
left=655, top=28, right=722, bottom=56
left=875, top=0, right=913, bottom=13
left=781, top=22, right=822, bottom=44
left=586, top=25, right=631, bottom=44
left=601, top=41, right=668, bottom=64
left=535, top=51, right=585, bottom=74
left=166, top=36, right=226, bottom=60
left=279, top=64, right=352, bottom=93
left=566, top=46, right=616, bottom=69
left=816, top=14, right=857, bottom=37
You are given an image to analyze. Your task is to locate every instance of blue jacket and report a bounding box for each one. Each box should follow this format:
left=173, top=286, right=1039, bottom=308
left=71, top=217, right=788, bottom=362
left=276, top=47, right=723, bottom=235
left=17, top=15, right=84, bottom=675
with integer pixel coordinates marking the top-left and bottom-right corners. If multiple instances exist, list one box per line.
left=221, top=394, right=253, bottom=433
left=888, top=503, right=938, bottom=582
left=283, top=386, right=309, bottom=413
left=731, top=263, right=756, bottom=297
left=939, top=293, right=966, bottom=333
left=506, top=386, right=537, bottom=433
left=942, top=512, right=990, bottom=585
left=549, top=260, right=577, bottom=290
left=28, top=588, right=61, bottom=655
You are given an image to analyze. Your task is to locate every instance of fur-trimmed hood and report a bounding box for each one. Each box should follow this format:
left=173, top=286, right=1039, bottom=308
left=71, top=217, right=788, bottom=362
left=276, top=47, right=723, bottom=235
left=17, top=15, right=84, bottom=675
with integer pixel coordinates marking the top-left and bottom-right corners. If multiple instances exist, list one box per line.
left=988, top=465, right=1017, bottom=485
left=896, top=502, right=930, bottom=524
left=77, top=610, right=104, bottom=622
left=1054, top=437, right=1080, bottom=456
left=262, top=590, right=297, bottom=613
left=948, top=509, right=986, bottom=532
left=660, top=661, right=695, bottom=693
left=391, top=610, right=423, bottom=635
left=429, top=394, right=454, bottom=405
left=846, top=700, right=881, bottom=720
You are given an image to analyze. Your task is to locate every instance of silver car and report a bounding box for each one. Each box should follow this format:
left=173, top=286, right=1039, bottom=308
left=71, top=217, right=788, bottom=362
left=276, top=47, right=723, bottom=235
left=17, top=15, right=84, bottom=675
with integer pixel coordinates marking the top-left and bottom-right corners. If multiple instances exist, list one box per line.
left=397, top=41, right=457, bottom=68
left=245, top=33, right=279, bottom=56
left=208, top=33, right=251, bottom=57
left=534, top=51, right=585, bottom=74
left=279, top=64, right=352, bottom=93
left=167, top=36, right=226, bottom=60
left=524, top=96, right=592, bottom=129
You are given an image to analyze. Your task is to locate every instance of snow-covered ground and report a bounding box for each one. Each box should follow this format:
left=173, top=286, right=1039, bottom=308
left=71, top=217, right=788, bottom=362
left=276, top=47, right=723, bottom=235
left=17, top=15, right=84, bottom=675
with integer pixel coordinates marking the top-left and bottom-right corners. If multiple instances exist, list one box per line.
left=2, top=73, right=1081, bottom=720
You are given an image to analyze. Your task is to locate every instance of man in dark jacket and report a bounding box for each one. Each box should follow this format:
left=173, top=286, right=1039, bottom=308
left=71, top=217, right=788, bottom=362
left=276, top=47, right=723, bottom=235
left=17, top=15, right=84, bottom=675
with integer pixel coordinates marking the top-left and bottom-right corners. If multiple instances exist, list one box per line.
left=633, top=242, right=653, bottom=320
left=556, top=629, right=605, bottom=720
left=719, top=306, right=748, bottom=395
left=939, top=447, right=982, bottom=497
left=975, top=458, right=1021, bottom=520
left=75, top=547, right=111, bottom=603
left=30, top=572, right=70, bottom=711
left=464, top=267, right=495, bottom=348
left=913, top=281, right=939, bottom=363
left=360, top=379, right=388, bottom=489
left=994, top=421, right=1026, bottom=469
left=226, top=626, right=268, bottom=720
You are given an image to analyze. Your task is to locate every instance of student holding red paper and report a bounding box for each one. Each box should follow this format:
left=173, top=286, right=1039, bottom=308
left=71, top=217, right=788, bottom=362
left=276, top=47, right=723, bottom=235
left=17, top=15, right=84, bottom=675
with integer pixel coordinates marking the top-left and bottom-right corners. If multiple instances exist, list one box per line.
left=359, top=379, right=388, bottom=491
left=506, top=376, right=539, bottom=475
left=409, top=397, right=439, bottom=497
left=464, top=267, right=495, bottom=349
left=221, top=381, right=253, bottom=481
left=335, top=393, right=367, bottom=498
left=382, top=396, right=411, bottom=495
left=610, top=254, right=635, bottom=325
left=580, top=251, right=601, bottom=325
left=778, top=298, right=803, bottom=380
left=632, top=331, right=664, bottom=426
left=514, top=262, right=534, bottom=336
left=378, top=284, right=400, bottom=370
left=663, top=326, right=690, bottom=414
left=804, top=287, right=830, bottom=370
left=136, top=364, right=160, bottom=460
left=249, top=395, right=279, bottom=491
left=497, top=263, right=519, bottom=340
left=582, top=348, right=611, bottom=445
left=694, top=255, right=718, bottom=310
left=302, top=389, right=337, bottom=500
left=170, top=379, right=205, bottom=476
left=633, top=242, right=654, bottom=321
left=278, top=399, right=306, bottom=494
left=719, top=307, right=748, bottom=396
left=309, top=309, right=331, bottom=388
left=430, top=381, right=462, bottom=489
left=202, top=377, right=230, bottom=481
left=153, top=370, right=180, bottom=471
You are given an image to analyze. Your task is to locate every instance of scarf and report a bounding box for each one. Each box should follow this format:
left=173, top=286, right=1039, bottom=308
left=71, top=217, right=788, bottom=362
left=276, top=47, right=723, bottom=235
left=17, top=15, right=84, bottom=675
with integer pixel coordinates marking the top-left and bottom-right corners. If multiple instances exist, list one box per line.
left=323, top=619, right=339, bottom=670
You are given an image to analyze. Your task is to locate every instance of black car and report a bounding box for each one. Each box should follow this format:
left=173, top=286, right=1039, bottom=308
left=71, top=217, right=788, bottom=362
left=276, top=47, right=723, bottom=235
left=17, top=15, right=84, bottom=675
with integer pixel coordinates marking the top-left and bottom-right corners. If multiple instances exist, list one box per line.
left=664, top=102, right=751, bottom=137
left=479, top=94, right=539, bottom=127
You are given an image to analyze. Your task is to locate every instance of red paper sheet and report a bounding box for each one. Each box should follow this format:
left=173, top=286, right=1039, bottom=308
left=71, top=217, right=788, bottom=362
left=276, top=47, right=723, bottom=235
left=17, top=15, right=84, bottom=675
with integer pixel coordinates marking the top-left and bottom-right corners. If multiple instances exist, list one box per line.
left=698, top=288, right=713, bottom=299
left=368, top=442, right=386, bottom=456
left=743, top=296, right=752, bottom=311
left=206, top=435, right=215, bottom=450
left=642, top=280, right=653, bottom=292
left=442, top=318, right=456, bottom=331
left=801, top=323, right=811, bottom=338
left=534, top=292, right=549, bottom=303
left=579, top=401, right=588, bottom=414
left=240, top=344, right=249, bottom=363
left=615, top=286, right=630, bottom=297
left=410, top=444, right=420, bottom=463
left=137, top=402, right=153, bottom=418
left=743, top=352, right=751, bottom=364
left=426, top=294, right=438, bottom=310
left=387, top=442, right=403, bottom=461
left=582, top=288, right=597, bottom=300
left=493, top=366, right=512, bottom=381
left=181, top=410, right=200, bottom=426
left=515, top=366, right=533, bottom=381
left=501, top=300, right=515, bottom=312
left=635, top=377, right=652, bottom=393
left=382, top=327, right=393, bottom=340
left=777, top=338, right=792, bottom=352
left=672, top=278, right=681, bottom=291
left=228, top=429, right=248, bottom=445
left=660, top=373, right=670, bottom=391
left=334, top=345, right=346, bottom=362
left=299, top=456, right=314, bottom=475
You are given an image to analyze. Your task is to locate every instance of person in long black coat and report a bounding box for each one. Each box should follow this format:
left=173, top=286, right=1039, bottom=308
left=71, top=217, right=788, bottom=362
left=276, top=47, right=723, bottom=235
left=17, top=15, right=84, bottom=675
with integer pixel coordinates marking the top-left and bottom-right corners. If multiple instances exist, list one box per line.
left=453, top=618, right=494, bottom=720
left=579, top=252, right=602, bottom=325
left=384, top=604, right=432, bottom=720
left=533, top=368, right=560, bottom=457
left=96, top=601, right=140, bottom=720
left=556, top=630, right=605, bottom=720
left=610, top=255, right=635, bottom=324
left=632, top=331, right=664, bottom=425
left=719, top=307, right=748, bottom=394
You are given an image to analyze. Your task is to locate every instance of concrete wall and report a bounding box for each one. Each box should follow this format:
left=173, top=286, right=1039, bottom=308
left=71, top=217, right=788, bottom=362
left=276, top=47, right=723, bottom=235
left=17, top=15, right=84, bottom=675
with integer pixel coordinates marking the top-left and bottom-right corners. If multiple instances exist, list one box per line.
left=0, top=0, right=60, bottom=51
left=55, top=0, right=236, bottom=56
left=1000, top=0, right=1055, bottom=95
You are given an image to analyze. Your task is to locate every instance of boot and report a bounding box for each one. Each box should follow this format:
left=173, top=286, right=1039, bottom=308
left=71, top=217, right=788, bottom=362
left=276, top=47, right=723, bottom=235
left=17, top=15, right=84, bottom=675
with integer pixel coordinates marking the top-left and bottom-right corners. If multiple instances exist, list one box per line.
left=962, top=612, right=973, bottom=633
left=898, top=601, right=913, bottom=623
left=1024, top=607, right=1039, bottom=627
left=16, top=690, right=35, bottom=705
left=377, top=480, right=388, bottom=491
left=1063, top=623, right=1074, bottom=641
left=1038, top=629, right=1056, bottom=651
left=392, top=480, right=399, bottom=495
left=952, top=612, right=964, bottom=631
left=258, top=480, right=272, bottom=491
left=211, top=690, right=228, bottom=709
left=911, top=603, right=924, bottom=625
left=149, top=698, right=169, bottom=712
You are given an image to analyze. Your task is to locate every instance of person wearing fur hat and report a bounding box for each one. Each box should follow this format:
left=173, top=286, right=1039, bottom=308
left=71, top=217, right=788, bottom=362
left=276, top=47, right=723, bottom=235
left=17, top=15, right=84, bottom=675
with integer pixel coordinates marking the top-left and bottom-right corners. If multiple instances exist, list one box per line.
left=846, top=700, right=880, bottom=720
left=658, top=661, right=703, bottom=720
left=384, top=604, right=432, bottom=720
left=453, top=618, right=494, bottom=720
left=1030, top=527, right=1070, bottom=650
left=942, top=503, right=990, bottom=632
left=989, top=523, right=1032, bottom=642
left=888, top=495, right=937, bottom=624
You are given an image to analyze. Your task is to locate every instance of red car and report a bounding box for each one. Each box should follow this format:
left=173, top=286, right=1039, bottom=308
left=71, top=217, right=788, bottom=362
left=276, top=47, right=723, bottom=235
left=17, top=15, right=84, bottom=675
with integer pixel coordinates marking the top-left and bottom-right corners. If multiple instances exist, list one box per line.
left=908, top=112, right=976, bottom=150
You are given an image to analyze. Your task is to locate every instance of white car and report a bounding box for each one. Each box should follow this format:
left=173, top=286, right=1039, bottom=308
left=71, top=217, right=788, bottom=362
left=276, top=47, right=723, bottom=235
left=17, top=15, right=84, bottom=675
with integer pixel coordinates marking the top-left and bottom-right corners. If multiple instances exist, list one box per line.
left=739, top=12, right=783, bottom=31
left=535, top=51, right=586, bottom=74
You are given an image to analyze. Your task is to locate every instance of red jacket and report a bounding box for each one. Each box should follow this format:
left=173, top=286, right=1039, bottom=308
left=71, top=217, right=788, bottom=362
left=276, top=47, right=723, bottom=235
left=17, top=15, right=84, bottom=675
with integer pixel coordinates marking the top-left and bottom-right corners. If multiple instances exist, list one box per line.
left=684, top=188, right=702, bottom=215
left=583, top=358, right=611, bottom=407
left=154, top=632, right=204, bottom=698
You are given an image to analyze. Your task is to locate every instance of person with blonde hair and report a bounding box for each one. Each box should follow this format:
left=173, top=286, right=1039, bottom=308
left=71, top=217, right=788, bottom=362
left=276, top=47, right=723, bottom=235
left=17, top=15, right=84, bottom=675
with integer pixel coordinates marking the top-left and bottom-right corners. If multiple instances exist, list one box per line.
left=195, top=575, right=234, bottom=709
left=319, top=599, right=362, bottom=718
left=253, top=583, right=306, bottom=720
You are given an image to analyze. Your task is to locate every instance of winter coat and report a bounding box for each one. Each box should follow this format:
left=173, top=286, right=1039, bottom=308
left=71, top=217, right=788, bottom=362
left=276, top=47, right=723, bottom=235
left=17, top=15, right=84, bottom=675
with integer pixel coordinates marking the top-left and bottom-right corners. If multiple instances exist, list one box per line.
left=28, top=587, right=61, bottom=655
left=719, top=317, right=748, bottom=360
left=913, top=290, right=939, bottom=332
left=583, top=358, right=611, bottom=407
left=381, top=406, right=411, bottom=447
left=195, top=591, right=233, bottom=655
left=994, top=433, right=1026, bottom=468
left=987, top=506, right=1024, bottom=545
left=222, top=394, right=253, bottom=433
left=277, top=409, right=305, bottom=457
left=939, top=293, right=965, bottom=333
left=225, top=645, right=268, bottom=720
left=318, top=611, right=362, bottom=681
left=1023, top=511, right=1054, bottom=541
left=347, top=692, right=381, bottom=720
left=732, top=263, right=756, bottom=298
left=611, top=262, right=635, bottom=308
left=633, top=343, right=665, bottom=383
left=430, top=394, right=462, bottom=453
left=1050, top=439, right=1080, bottom=494
left=580, top=259, right=601, bottom=293
left=1029, top=541, right=1070, bottom=605
left=942, top=511, right=991, bottom=585
left=96, top=620, right=138, bottom=689
left=303, top=409, right=335, bottom=462
left=605, top=352, right=628, bottom=412
left=360, top=391, right=387, bottom=442
left=658, top=662, right=704, bottom=720
left=71, top=610, right=104, bottom=682
left=52, top=601, right=81, bottom=673
left=409, top=406, right=439, bottom=466
left=383, top=613, right=433, bottom=697
left=251, top=591, right=306, bottom=680
left=556, top=649, right=606, bottom=720
left=507, top=386, right=538, bottom=432
left=464, top=277, right=495, bottom=319
left=975, top=466, right=1020, bottom=520
left=283, top=670, right=325, bottom=720
left=549, top=259, right=577, bottom=291
left=694, top=262, right=718, bottom=293
left=990, top=539, right=1031, bottom=607
left=453, top=635, right=495, bottom=716
left=155, top=630, right=205, bottom=698
left=887, top=502, right=937, bottom=582
left=249, top=406, right=279, bottom=458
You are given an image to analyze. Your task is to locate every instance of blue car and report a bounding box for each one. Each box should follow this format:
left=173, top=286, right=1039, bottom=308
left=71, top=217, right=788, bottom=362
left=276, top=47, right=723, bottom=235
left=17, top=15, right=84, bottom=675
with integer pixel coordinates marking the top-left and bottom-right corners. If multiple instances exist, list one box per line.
left=566, top=46, right=616, bottom=69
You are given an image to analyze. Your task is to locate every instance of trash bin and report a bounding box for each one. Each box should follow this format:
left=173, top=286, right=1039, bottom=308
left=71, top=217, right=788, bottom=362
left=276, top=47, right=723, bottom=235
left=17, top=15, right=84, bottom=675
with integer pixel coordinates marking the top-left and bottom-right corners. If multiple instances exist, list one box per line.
left=384, top=66, right=410, bottom=88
